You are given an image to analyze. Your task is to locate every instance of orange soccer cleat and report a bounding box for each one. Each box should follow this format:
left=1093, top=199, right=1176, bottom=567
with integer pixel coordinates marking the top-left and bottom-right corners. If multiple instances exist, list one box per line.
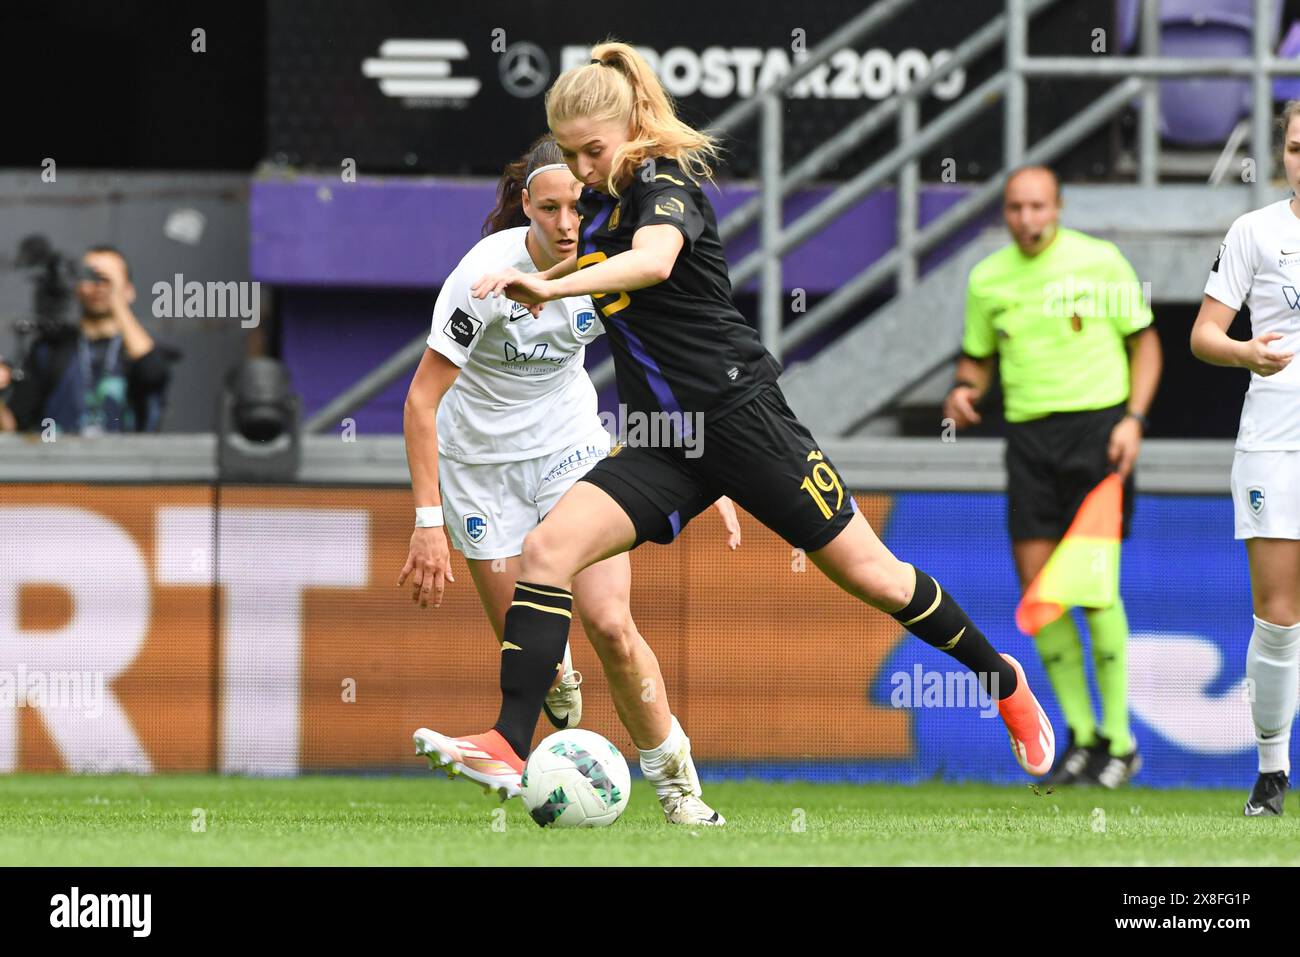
left=413, top=727, right=525, bottom=801
left=996, top=654, right=1056, bottom=777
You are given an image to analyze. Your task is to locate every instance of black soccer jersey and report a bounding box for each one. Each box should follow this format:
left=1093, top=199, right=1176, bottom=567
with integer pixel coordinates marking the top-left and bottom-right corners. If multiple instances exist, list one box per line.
left=575, top=157, right=781, bottom=420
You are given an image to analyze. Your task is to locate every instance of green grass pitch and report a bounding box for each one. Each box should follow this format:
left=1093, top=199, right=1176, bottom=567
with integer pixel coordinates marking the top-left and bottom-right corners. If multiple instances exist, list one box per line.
left=0, top=773, right=1293, bottom=866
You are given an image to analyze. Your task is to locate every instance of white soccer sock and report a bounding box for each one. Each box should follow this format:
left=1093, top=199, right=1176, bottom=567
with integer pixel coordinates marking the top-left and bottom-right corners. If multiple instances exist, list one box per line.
left=1247, top=616, right=1300, bottom=775
left=638, top=715, right=686, bottom=770
left=638, top=715, right=702, bottom=797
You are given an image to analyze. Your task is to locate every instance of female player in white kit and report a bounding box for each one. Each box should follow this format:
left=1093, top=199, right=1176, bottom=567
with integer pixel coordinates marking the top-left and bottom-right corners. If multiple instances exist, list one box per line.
left=399, top=135, right=736, bottom=825
left=1193, top=101, right=1300, bottom=816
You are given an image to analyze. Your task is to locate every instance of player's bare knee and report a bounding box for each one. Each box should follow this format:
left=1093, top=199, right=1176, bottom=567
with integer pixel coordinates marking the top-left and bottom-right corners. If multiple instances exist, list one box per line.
left=582, top=610, right=636, bottom=665
left=870, top=577, right=913, bottom=614
left=520, top=525, right=566, bottom=581
left=1257, top=602, right=1300, bottom=628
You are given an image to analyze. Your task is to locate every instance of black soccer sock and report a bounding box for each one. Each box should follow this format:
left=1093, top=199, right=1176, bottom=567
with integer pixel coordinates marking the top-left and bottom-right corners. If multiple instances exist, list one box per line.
left=890, top=565, right=1017, bottom=700
left=493, top=581, right=573, bottom=759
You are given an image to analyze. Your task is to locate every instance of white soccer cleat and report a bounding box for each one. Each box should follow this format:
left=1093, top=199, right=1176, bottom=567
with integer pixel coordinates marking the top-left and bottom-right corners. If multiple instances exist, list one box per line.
left=641, top=729, right=725, bottom=826
left=542, top=644, right=583, bottom=729
left=659, top=792, right=727, bottom=826
left=413, top=727, right=524, bottom=801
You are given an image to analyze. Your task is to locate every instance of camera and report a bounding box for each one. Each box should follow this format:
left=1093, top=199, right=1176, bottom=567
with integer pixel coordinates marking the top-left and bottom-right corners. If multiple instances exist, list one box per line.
left=15, top=234, right=83, bottom=339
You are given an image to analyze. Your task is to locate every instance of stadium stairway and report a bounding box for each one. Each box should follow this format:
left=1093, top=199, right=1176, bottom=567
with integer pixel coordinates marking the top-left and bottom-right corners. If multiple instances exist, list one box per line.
left=780, top=183, right=1261, bottom=437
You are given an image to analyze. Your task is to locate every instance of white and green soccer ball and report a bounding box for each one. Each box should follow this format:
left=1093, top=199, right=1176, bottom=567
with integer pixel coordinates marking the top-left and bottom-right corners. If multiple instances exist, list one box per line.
left=521, top=729, right=631, bottom=828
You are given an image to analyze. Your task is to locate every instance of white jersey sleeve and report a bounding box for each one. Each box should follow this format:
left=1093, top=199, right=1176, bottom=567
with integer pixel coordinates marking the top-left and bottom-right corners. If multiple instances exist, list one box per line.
left=1202, top=200, right=1300, bottom=451
left=1205, top=214, right=1260, bottom=311
left=428, top=265, right=499, bottom=367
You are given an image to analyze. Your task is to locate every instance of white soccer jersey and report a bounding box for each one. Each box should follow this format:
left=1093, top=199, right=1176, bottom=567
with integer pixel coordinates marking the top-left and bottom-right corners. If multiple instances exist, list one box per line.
left=427, top=227, right=605, bottom=463
left=1205, top=199, right=1300, bottom=450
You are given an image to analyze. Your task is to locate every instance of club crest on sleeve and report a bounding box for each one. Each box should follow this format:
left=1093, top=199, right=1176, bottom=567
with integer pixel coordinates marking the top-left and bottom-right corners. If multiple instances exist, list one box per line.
left=1248, top=487, right=1265, bottom=515
left=573, top=309, right=596, bottom=336
left=608, top=205, right=621, bottom=231
left=445, top=308, right=482, bottom=347
left=465, top=513, right=488, bottom=543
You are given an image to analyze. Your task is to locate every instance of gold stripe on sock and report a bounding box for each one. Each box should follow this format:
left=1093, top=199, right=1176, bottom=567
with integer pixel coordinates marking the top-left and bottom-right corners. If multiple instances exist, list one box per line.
left=900, top=576, right=943, bottom=627
left=511, top=600, right=573, bottom=620
left=516, top=582, right=572, bottom=600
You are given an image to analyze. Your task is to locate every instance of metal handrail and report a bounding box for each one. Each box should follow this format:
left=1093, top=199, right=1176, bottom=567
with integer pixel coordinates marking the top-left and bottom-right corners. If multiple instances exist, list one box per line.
left=781, top=77, right=1143, bottom=356
left=713, top=0, right=1056, bottom=243
left=712, top=0, right=1292, bottom=377
left=730, top=71, right=1012, bottom=290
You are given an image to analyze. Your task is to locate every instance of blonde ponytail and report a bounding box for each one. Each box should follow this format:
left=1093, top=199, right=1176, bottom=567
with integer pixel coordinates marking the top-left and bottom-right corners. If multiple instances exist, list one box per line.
left=544, top=39, right=723, bottom=197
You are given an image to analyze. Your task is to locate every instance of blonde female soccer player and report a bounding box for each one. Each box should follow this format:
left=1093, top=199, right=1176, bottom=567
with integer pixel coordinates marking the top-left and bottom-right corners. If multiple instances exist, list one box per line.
left=436, top=40, right=1055, bottom=782
left=400, top=134, right=736, bottom=825
left=1192, top=102, right=1300, bottom=816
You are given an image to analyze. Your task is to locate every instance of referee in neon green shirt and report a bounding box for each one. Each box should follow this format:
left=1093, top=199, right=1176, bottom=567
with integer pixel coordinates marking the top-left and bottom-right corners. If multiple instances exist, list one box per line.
left=943, top=166, right=1163, bottom=787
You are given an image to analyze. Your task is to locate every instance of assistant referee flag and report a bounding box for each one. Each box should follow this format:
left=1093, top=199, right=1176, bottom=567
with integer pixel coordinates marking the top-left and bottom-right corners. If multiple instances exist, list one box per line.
left=1016, top=473, right=1123, bottom=635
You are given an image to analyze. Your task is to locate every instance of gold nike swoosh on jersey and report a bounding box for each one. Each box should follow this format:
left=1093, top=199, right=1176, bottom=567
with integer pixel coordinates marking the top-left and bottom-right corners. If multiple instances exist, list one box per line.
left=501, top=641, right=523, bottom=652
left=938, top=626, right=965, bottom=651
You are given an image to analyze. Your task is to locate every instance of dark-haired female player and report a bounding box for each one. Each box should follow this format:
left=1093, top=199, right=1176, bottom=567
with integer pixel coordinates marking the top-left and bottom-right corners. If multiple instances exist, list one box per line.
left=401, top=134, right=736, bottom=824
left=451, top=41, right=1056, bottom=781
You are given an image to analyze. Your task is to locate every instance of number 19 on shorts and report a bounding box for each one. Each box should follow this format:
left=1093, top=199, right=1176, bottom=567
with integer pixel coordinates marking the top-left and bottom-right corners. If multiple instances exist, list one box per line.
left=800, top=450, right=844, bottom=520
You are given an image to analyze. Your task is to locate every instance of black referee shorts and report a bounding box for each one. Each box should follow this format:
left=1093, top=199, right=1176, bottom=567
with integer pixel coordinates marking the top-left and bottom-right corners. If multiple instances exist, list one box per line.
left=579, top=384, right=857, bottom=552
left=1005, top=402, right=1136, bottom=542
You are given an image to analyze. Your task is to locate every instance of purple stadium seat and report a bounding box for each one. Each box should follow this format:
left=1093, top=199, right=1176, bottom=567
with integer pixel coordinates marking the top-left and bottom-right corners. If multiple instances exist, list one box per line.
left=1117, top=0, right=1139, bottom=51
left=1160, top=0, right=1260, bottom=30
left=1116, top=0, right=1278, bottom=52
left=1114, top=0, right=1286, bottom=144
left=1160, top=25, right=1254, bottom=143
left=1274, top=20, right=1300, bottom=102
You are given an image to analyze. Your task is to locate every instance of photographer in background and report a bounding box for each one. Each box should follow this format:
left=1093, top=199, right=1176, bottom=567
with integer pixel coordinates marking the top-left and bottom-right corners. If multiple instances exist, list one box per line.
left=4, top=245, right=172, bottom=435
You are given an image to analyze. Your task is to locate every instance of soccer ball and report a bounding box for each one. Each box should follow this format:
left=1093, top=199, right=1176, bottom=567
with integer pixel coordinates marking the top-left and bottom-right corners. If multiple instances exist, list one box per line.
left=521, top=729, right=630, bottom=828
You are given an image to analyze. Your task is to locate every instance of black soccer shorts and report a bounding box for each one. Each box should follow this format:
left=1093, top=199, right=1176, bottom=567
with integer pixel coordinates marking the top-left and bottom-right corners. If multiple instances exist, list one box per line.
left=579, top=384, right=857, bottom=552
left=1004, top=401, right=1137, bottom=542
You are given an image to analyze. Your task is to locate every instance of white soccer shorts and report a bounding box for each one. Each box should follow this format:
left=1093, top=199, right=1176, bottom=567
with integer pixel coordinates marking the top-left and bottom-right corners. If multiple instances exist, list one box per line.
left=1232, top=450, right=1300, bottom=540
left=439, top=426, right=612, bottom=560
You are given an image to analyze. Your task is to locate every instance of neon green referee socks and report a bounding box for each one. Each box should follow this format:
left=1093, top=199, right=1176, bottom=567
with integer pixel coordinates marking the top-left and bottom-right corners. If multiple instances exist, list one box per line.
left=1033, top=612, right=1096, bottom=747
left=1084, top=599, right=1134, bottom=756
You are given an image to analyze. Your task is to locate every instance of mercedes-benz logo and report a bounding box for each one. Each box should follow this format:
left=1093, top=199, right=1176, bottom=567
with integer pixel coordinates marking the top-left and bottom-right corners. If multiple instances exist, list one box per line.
left=500, top=42, right=550, bottom=98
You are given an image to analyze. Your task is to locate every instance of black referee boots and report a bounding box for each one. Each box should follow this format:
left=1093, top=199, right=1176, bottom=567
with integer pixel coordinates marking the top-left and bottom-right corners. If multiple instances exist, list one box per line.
left=1045, top=731, right=1106, bottom=786
left=1244, top=770, right=1288, bottom=816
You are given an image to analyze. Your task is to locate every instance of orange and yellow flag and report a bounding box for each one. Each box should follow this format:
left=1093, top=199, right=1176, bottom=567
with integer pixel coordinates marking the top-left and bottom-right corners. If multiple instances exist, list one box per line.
left=1015, top=472, right=1123, bottom=636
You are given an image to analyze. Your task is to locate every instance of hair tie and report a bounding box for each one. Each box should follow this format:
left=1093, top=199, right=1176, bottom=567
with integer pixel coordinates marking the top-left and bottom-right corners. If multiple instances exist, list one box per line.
left=590, top=58, right=604, bottom=66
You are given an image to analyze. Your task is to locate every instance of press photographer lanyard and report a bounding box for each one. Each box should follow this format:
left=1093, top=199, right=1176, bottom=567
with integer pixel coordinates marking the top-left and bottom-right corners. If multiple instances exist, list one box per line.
left=79, top=335, right=122, bottom=436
